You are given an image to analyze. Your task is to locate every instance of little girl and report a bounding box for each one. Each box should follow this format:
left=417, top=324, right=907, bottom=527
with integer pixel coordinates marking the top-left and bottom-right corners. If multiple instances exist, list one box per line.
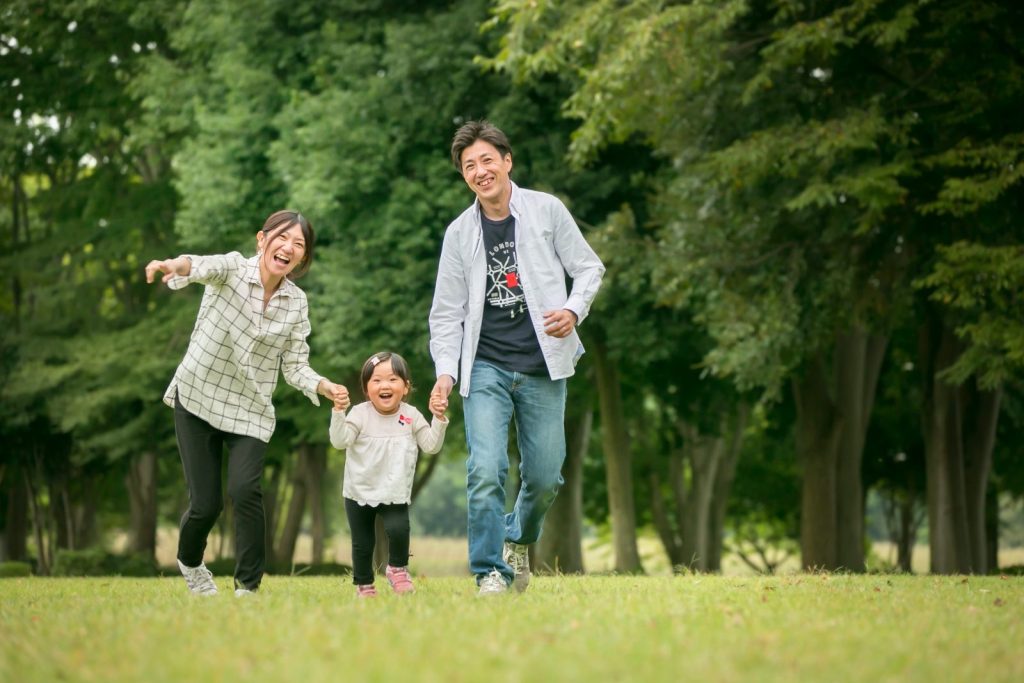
left=329, top=352, right=448, bottom=597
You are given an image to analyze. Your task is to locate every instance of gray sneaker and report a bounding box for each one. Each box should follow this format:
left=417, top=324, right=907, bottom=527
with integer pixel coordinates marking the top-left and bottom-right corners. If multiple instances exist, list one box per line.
left=503, top=542, right=530, bottom=593
left=477, top=569, right=509, bottom=597
left=177, top=559, right=218, bottom=596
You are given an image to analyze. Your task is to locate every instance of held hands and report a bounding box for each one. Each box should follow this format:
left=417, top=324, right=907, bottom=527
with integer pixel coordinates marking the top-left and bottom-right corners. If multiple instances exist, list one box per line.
left=428, top=391, right=448, bottom=420
left=319, top=380, right=350, bottom=412
left=543, top=309, right=578, bottom=338
left=430, top=375, right=453, bottom=418
left=145, top=256, right=191, bottom=284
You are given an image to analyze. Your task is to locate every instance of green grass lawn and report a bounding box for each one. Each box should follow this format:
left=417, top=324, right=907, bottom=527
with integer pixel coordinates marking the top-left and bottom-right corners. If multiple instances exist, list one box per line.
left=1, top=574, right=1021, bottom=682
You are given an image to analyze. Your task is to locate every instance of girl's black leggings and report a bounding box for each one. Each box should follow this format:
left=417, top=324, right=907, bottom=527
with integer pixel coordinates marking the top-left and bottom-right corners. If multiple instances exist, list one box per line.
left=344, top=498, right=410, bottom=585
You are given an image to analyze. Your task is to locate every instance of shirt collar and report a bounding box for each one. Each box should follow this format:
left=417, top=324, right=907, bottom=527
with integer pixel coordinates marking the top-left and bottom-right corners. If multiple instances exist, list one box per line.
left=244, top=254, right=297, bottom=298
left=472, top=180, right=520, bottom=223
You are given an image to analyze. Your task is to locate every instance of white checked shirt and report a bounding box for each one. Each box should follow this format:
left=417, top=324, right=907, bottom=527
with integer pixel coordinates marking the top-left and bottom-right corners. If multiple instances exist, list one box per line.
left=162, top=252, right=324, bottom=442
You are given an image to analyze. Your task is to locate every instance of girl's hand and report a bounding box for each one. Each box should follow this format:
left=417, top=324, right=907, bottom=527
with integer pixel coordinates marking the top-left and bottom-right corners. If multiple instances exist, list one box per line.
left=145, top=256, right=191, bottom=284
left=429, top=392, right=447, bottom=420
left=319, top=380, right=350, bottom=411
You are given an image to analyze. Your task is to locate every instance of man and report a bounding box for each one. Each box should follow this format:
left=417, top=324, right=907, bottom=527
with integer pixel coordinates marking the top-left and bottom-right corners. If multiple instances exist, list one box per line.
left=429, top=120, right=605, bottom=596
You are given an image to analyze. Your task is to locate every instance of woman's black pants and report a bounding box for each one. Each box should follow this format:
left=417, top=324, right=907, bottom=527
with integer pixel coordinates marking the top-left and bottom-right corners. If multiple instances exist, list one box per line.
left=174, top=396, right=268, bottom=591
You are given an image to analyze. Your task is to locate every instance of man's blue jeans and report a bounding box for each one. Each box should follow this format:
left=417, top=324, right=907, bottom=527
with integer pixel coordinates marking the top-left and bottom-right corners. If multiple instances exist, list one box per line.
left=464, top=360, right=567, bottom=583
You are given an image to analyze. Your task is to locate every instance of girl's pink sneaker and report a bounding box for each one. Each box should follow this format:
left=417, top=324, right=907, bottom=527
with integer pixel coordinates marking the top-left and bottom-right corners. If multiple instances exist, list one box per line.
left=385, top=565, right=415, bottom=594
left=356, top=584, right=378, bottom=598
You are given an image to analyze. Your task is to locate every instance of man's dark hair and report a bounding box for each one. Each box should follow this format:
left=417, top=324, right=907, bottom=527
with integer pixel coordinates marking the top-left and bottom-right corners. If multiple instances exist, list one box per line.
left=450, top=120, right=512, bottom=173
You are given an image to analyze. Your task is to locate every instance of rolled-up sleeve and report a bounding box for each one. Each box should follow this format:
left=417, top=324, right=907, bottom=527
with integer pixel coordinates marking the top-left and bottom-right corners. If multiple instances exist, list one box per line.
left=553, top=204, right=605, bottom=325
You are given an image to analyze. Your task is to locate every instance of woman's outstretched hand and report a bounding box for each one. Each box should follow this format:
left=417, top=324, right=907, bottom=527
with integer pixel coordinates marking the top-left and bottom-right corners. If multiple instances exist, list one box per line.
left=319, top=380, right=350, bottom=411
left=145, top=257, right=192, bottom=284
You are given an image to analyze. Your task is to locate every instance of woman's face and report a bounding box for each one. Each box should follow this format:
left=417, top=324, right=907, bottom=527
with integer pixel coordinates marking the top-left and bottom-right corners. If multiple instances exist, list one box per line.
left=259, top=223, right=307, bottom=279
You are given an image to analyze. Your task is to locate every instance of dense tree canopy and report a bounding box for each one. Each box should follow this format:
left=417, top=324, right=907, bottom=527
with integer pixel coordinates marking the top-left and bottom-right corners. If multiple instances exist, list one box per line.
left=2, top=0, right=1021, bottom=576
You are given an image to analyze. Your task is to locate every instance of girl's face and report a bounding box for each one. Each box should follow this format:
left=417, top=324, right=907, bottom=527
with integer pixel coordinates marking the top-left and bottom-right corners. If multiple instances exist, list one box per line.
left=258, top=223, right=307, bottom=279
left=366, top=360, right=410, bottom=415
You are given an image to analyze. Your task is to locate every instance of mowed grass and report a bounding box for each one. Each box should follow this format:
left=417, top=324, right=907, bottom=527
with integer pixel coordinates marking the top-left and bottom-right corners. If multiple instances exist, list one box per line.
left=1, top=574, right=1021, bottom=683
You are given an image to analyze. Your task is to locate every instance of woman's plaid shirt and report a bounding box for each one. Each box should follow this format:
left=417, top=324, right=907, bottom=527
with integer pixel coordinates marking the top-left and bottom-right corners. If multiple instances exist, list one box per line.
left=161, top=252, right=324, bottom=442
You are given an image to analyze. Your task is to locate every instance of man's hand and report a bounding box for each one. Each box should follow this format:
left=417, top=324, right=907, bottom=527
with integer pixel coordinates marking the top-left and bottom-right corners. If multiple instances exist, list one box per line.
left=543, top=309, right=578, bottom=338
left=145, top=256, right=191, bottom=284
left=428, top=392, right=448, bottom=420
left=318, top=380, right=350, bottom=411
left=430, top=375, right=454, bottom=413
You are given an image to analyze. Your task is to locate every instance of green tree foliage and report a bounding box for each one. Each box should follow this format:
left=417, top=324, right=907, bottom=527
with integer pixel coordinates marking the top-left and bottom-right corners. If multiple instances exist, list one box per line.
left=490, top=0, right=1024, bottom=571
left=1, top=0, right=183, bottom=565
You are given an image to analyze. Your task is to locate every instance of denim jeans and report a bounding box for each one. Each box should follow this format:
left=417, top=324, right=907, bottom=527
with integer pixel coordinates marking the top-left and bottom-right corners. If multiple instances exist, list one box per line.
left=464, top=360, right=567, bottom=583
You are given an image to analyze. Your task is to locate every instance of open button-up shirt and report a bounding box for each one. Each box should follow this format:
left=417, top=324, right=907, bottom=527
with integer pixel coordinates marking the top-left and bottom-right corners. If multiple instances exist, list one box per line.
left=429, top=182, right=605, bottom=396
left=162, top=252, right=323, bottom=442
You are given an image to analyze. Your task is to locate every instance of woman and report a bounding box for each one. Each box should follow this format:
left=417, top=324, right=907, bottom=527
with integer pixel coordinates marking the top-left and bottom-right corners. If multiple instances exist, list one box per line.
left=145, top=210, right=349, bottom=596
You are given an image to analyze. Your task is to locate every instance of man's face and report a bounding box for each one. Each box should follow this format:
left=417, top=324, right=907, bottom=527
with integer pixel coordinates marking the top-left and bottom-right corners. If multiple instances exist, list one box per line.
left=460, top=139, right=512, bottom=206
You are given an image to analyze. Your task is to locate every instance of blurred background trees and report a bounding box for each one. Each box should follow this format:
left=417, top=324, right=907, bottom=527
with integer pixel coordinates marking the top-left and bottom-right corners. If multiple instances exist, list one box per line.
left=2, top=0, right=1021, bottom=576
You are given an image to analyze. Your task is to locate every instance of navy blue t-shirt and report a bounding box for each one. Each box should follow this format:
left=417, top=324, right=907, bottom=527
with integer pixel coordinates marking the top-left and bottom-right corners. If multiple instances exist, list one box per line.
left=475, top=211, right=547, bottom=375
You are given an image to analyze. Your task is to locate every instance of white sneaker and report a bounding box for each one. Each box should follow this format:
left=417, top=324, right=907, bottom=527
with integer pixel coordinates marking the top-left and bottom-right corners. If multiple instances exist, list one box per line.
left=477, top=569, right=509, bottom=597
left=503, top=542, right=530, bottom=593
left=234, top=588, right=256, bottom=597
left=177, top=559, right=218, bottom=596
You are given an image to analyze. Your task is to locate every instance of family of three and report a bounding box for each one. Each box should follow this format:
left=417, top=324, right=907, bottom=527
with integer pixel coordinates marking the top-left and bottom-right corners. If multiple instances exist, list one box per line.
left=144, top=121, right=605, bottom=598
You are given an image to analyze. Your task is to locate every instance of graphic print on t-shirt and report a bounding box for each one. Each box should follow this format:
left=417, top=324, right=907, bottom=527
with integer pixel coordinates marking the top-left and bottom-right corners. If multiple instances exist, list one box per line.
left=486, top=239, right=525, bottom=320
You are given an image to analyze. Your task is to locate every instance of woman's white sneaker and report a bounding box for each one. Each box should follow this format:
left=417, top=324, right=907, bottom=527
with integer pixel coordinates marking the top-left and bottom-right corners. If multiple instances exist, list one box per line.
left=177, top=559, right=218, bottom=596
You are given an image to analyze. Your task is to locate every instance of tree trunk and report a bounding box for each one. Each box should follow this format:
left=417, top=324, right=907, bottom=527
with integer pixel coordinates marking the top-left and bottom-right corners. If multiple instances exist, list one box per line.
left=274, top=453, right=309, bottom=568
left=126, top=451, right=159, bottom=557
left=985, top=484, right=999, bottom=574
left=24, top=465, right=50, bottom=575
left=74, top=478, right=99, bottom=549
left=708, top=404, right=750, bottom=572
left=793, top=355, right=842, bottom=570
left=51, top=473, right=74, bottom=551
left=536, top=404, right=591, bottom=574
left=676, top=423, right=722, bottom=572
left=921, top=322, right=973, bottom=574
left=592, top=340, right=642, bottom=573
left=897, top=495, right=915, bottom=573
left=963, top=386, right=1001, bottom=574
left=411, top=448, right=443, bottom=500
left=649, top=467, right=685, bottom=568
left=835, top=328, right=888, bottom=572
left=4, top=471, right=29, bottom=562
left=301, top=443, right=327, bottom=564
